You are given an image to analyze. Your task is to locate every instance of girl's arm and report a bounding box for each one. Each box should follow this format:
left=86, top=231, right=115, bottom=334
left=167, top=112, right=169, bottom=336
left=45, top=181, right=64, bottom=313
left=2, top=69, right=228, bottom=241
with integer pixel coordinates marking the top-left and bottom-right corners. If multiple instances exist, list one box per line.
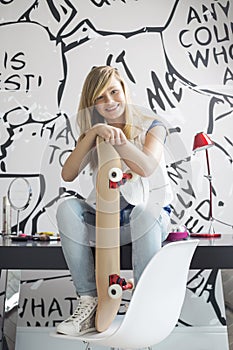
left=61, top=123, right=127, bottom=181
left=114, top=125, right=166, bottom=177
left=61, top=122, right=165, bottom=181
left=61, top=127, right=96, bottom=182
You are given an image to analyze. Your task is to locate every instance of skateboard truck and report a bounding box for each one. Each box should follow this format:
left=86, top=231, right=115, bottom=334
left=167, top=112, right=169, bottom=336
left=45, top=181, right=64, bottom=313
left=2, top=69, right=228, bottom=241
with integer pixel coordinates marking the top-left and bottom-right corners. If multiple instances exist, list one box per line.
left=108, top=274, right=134, bottom=299
left=109, top=168, right=134, bottom=189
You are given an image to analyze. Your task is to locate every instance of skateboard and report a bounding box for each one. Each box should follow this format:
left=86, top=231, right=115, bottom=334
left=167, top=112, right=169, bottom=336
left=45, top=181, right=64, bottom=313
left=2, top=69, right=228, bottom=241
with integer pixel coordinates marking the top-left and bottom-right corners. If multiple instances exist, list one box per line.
left=95, top=136, right=133, bottom=332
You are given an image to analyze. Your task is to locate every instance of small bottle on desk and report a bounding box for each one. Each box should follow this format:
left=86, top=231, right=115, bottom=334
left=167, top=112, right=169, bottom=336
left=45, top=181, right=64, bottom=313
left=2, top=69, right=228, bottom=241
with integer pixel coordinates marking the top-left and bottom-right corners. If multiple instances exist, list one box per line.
left=2, top=196, right=11, bottom=238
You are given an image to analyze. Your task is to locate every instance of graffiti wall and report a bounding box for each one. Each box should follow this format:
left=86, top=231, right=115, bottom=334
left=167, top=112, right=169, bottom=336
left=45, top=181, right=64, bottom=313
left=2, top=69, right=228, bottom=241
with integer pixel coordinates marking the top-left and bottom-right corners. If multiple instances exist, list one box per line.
left=0, top=0, right=232, bottom=336
left=0, top=0, right=232, bottom=234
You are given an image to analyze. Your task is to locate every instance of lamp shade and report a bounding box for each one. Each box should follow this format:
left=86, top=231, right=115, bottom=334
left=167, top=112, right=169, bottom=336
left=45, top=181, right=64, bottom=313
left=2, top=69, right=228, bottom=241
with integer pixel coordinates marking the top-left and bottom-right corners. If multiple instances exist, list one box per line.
left=193, top=132, right=214, bottom=152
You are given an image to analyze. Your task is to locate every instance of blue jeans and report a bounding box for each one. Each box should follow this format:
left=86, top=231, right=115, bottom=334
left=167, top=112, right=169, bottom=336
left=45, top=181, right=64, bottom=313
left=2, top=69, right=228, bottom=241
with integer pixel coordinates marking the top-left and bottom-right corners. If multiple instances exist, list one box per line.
left=56, top=197, right=170, bottom=297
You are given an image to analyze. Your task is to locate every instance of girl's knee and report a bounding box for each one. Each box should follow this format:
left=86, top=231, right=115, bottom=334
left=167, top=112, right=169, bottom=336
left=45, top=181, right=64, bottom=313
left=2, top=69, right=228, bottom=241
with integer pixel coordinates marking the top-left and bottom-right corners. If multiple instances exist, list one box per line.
left=130, top=204, right=145, bottom=219
left=57, top=198, right=75, bottom=217
left=56, top=197, right=85, bottom=224
left=56, top=198, right=86, bottom=241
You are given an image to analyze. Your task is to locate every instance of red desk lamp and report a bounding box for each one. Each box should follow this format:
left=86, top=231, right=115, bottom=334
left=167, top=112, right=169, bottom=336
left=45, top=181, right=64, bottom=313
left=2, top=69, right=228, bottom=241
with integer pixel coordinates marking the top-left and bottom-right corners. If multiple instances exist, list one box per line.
left=191, top=132, right=221, bottom=238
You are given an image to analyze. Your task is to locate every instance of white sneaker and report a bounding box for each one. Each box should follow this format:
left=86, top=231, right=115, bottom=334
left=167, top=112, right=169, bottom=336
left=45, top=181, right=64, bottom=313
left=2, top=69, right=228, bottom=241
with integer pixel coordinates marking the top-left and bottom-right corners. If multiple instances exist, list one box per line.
left=57, top=296, right=98, bottom=336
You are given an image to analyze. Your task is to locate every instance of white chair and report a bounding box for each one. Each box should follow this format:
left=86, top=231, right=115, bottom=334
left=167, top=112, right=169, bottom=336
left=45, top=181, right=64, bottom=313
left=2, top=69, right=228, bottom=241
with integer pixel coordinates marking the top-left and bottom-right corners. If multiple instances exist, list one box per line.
left=56, top=239, right=199, bottom=349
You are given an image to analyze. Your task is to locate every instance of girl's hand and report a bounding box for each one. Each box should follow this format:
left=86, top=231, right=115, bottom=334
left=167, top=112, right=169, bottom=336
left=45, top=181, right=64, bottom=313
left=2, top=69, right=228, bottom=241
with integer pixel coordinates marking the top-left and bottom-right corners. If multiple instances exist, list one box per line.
left=91, top=124, right=127, bottom=145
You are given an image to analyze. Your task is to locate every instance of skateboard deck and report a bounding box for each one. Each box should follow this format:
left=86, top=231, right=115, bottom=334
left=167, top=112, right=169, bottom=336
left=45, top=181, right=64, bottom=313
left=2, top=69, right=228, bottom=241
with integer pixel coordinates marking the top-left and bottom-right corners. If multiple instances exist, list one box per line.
left=95, top=136, right=122, bottom=332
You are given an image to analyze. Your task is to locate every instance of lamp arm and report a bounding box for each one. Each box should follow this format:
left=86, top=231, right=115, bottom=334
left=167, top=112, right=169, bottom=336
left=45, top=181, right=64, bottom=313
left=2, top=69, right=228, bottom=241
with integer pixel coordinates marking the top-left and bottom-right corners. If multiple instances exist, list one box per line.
left=205, top=149, right=213, bottom=221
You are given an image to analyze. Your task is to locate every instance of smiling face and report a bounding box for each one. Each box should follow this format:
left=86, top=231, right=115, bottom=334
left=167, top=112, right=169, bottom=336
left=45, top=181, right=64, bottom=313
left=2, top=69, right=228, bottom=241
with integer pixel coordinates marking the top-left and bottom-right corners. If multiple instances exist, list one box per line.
left=94, top=76, right=126, bottom=125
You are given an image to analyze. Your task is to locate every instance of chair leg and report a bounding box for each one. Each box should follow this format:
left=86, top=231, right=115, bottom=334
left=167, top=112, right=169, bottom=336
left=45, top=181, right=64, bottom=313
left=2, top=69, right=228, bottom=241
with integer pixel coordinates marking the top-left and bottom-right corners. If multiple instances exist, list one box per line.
left=0, top=270, right=21, bottom=350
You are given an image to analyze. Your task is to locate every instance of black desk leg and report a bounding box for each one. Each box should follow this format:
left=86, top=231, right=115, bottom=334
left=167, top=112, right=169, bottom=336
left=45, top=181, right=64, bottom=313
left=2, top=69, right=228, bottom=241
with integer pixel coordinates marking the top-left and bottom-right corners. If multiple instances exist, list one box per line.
left=0, top=270, right=21, bottom=350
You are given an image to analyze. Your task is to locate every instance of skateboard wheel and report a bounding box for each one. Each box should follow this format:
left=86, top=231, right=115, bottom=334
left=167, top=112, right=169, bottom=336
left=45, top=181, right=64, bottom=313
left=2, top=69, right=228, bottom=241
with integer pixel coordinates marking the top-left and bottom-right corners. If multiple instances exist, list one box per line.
left=125, top=170, right=139, bottom=182
left=108, top=284, right=122, bottom=299
left=109, top=168, right=123, bottom=182
left=128, top=278, right=135, bottom=290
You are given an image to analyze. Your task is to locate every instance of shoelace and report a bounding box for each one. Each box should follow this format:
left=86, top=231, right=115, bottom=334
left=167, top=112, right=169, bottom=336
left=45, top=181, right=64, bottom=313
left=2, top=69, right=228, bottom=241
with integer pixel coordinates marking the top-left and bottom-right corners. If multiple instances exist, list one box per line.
left=70, top=300, right=96, bottom=321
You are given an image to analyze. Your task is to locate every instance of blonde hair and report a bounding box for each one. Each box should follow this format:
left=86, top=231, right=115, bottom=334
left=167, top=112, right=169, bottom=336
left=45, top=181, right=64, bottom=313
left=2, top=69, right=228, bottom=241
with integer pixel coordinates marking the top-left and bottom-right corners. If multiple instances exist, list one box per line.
left=77, top=66, right=142, bottom=140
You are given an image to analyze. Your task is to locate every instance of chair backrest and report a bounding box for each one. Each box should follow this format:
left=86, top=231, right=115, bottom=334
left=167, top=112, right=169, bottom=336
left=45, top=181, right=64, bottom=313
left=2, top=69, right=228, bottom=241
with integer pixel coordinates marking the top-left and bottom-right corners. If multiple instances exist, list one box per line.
left=104, top=239, right=199, bottom=349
